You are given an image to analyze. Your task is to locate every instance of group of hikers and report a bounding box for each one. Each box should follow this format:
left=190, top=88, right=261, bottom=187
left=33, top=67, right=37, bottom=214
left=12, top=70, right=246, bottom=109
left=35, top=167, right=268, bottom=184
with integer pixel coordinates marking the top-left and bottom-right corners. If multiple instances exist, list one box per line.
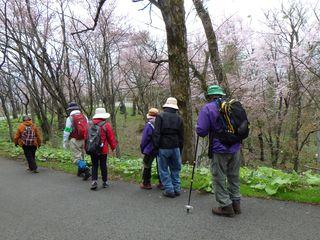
left=14, top=84, right=245, bottom=217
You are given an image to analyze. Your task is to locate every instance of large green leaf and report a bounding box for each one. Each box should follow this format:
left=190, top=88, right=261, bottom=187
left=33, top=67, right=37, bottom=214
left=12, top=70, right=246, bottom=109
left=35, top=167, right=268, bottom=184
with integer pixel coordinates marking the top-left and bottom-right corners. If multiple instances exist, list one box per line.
left=265, top=184, right=279, bottom=195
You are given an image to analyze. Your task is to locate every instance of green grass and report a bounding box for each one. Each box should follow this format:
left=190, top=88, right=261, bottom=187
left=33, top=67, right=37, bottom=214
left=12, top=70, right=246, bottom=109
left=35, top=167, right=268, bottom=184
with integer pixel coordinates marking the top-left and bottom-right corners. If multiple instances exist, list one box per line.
left=0, top=140, right=319, bottom=204
left=1, top=116, right=319, bottom=204
left=241, top=184, right=320, bottom=204
left=116, top=110, right=145, bottom=158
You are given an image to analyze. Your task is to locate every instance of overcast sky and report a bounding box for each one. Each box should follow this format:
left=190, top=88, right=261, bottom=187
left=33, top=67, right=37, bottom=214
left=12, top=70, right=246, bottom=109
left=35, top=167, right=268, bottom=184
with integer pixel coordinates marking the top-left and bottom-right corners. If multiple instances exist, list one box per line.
left=110, top=0, right=319, bottom=38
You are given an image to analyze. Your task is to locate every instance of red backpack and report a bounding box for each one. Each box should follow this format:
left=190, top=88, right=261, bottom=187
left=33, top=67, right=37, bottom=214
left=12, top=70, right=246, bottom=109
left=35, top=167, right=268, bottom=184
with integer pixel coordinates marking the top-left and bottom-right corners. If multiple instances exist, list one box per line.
left=71, top=113, right=88, bottom=140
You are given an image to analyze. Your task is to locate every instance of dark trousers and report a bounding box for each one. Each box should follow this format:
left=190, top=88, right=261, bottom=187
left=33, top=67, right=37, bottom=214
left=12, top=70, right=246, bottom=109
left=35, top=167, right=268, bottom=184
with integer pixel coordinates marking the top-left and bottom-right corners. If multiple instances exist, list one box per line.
left=142, top=154, right=161, bottom=184
left=90, top=154, right=107, bottom=182
left=22, top=145, right=37, bottom=171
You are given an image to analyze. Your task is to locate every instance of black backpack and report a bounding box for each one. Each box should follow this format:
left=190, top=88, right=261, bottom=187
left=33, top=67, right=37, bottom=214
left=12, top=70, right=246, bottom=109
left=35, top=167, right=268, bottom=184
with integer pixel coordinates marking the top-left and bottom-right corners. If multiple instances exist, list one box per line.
left=215, top=99, right=250, bottom=146
left=85, top=121, right=107, bottom=155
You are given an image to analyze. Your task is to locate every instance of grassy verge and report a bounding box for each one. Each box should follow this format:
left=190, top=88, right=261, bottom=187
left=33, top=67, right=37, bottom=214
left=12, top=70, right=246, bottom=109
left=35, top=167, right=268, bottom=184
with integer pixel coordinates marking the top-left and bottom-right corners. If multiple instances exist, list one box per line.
left=240, top=184, right=320, bottom=204
left=0, top=141, right=319, bottom=204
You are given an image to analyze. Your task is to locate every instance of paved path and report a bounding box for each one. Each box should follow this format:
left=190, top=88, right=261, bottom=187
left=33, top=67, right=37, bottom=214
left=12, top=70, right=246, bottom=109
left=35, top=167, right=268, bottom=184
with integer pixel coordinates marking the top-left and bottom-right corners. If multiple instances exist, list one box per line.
left=0, top=157, right=319, bottom=240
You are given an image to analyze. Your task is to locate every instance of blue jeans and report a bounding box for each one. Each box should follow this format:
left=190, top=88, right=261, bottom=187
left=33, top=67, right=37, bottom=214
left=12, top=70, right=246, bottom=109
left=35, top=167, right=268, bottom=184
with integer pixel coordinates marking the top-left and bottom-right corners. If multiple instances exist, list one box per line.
left=158, top=148, right=181, bottom=193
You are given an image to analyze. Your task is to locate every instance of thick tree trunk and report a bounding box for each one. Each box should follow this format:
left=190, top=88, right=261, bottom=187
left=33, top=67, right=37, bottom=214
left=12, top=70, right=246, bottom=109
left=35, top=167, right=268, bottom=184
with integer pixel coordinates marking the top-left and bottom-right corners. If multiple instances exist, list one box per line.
left=158, top=0, right=194, bottom=163
left=56, top=105, right=66, bottom=130
left=192, top=0, right=231, bottom=96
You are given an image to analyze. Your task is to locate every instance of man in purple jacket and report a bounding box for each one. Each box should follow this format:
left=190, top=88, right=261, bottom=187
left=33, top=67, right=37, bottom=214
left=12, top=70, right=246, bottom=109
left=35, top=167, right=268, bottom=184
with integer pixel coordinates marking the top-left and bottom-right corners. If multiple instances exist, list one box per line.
left=196, top=85, right=241, bottom=217
left=140, top=108, right=163, bottom=190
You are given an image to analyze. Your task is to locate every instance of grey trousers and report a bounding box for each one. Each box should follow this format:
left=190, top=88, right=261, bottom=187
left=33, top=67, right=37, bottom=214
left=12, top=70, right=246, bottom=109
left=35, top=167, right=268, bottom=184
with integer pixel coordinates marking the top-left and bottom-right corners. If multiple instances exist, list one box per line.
left=69, top=138, right=86, bottom=164
left=211, top=151, right=241, bottom=207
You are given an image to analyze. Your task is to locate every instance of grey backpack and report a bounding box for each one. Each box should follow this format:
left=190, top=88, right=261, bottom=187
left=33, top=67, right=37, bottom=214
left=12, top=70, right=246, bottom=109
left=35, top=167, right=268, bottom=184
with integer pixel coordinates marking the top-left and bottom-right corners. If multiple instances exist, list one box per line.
left=85, top=121, right=106, bottom=155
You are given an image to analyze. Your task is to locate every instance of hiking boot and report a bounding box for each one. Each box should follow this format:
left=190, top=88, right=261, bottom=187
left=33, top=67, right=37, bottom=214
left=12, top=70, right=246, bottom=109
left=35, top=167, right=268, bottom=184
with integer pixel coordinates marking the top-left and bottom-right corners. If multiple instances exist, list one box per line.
left=102, top=182, right=109, bottom=188
left=174, top=191, right=181, bottom=197
left=83, top=167, right=91, bottom=181
left=140, top=183, right=152, bottom=190
left=232, top=200, right=241, bottom=214
left=90, top=181, right=98, bottom=190
left=162, top=191, right=175, bottom=198
left=212, top=204, right=235, bottom=217
left=157, top=182, right=164, bottom=190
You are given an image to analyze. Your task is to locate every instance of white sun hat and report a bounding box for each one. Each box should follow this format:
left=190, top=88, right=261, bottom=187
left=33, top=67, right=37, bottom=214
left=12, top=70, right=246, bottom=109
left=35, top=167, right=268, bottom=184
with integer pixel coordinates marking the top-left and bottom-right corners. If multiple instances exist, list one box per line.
left=92, top=108, right=110, bottom=119
left=163, top=97, right=179, bottom=110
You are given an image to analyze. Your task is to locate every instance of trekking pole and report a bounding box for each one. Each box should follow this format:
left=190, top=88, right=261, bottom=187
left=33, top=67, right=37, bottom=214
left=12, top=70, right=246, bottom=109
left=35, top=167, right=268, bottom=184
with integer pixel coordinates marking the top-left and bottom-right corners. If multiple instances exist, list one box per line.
left=185, top=134, right=200, bottom=214
left=155, top=156, right=161, bottom=184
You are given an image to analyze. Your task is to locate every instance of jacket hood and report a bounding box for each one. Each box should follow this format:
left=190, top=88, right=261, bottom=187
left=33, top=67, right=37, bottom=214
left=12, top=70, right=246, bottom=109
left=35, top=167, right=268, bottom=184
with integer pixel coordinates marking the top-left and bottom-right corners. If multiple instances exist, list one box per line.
left=163, top=108, right=177, bottom=113
left=23, top=120, right=33, bottom=126
left=92, top=118, right=106, bottom=124
left=69, top=110, right=81, bottom=116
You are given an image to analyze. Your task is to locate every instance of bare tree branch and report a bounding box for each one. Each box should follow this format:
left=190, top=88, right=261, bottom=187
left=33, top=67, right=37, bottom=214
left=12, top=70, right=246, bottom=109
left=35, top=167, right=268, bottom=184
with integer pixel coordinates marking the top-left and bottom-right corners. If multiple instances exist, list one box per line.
left=0, top=0, right=8, bottom=69
left=71, top=0, right=107, bottom=35
left=299, top=129, right=320, bottom=152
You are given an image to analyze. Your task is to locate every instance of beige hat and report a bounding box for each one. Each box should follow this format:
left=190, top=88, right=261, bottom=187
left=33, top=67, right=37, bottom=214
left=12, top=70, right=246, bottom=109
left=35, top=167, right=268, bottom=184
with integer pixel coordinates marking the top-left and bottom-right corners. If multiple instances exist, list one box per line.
left=146, top=108, right=159, bottom=119
left=92, top=108, right=110, bottom=119
left=163, top=97, right=179, bottom=110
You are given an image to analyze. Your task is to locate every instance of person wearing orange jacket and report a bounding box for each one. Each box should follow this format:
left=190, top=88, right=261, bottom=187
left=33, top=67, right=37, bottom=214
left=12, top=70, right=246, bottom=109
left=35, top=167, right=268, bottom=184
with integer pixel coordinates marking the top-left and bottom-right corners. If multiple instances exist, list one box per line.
left=88, top=108, right=117, bottom=190
left=14, top=116, right=42, bottom=173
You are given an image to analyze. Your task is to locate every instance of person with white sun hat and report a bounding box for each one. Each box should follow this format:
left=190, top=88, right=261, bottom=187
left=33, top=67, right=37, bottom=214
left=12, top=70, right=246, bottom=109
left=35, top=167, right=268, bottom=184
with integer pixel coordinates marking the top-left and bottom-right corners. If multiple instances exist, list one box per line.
left=88, top=108, right=117, bottom=190
left=153, top=97, right=184, bottom=198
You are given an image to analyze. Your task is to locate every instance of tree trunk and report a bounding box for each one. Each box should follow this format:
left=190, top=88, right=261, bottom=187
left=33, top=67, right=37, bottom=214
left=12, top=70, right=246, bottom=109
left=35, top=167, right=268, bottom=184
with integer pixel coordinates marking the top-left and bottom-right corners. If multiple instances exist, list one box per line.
left=317, top=131, right=320, bottom=164
left=131, top=98, right=137, bottom=116
left=292, top=94, right=302, bottom=172
left=7, top=80, right=18, bottom=119
left=267, top=131, right=276, bottom=167
left=192, top=0, right=231, bottom=96
left=158, top=0, right=194, bottom=163
left=274, top=95, right=286, bottom=165
left=0, top=95, right=14, bottom=141
left=56, top=104, right=66, bottom=130
left=258, top=125, right=265, bottom=162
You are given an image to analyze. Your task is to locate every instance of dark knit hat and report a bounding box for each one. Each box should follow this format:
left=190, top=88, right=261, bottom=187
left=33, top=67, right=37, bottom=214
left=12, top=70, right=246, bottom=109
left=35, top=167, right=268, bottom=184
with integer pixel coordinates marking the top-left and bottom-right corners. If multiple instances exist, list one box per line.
left=67, top=102, right=80, bottom=111
left=23, top=115, right=31, bottom=121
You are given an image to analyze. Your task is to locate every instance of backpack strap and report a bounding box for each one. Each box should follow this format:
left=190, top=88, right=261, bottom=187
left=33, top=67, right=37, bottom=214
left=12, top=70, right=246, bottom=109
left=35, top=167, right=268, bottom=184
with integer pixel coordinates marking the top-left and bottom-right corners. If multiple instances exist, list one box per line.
left=221, top=101, right=234, bottom=133
left=96, top=120, right=108, bottom=144
left=147, top=121, right=155, bottom=129
left=97, top=120, right=107, bottom=130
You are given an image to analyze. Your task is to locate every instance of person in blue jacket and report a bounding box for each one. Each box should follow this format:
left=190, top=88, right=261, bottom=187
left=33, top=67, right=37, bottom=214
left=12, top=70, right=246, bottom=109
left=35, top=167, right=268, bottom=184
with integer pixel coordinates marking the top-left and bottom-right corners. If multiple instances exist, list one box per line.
left=140, top=108, right=163, bottom=190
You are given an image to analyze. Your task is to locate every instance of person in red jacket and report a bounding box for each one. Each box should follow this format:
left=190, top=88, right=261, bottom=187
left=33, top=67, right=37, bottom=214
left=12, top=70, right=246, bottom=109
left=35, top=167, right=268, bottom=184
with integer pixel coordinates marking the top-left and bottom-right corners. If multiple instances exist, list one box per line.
left=89, top=108, right=117, bottom=190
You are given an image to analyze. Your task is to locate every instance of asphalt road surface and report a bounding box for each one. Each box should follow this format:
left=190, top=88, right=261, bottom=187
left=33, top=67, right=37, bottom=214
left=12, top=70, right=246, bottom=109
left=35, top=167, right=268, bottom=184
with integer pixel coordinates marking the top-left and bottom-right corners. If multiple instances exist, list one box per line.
left=0, top=157, right=319, bottom=240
